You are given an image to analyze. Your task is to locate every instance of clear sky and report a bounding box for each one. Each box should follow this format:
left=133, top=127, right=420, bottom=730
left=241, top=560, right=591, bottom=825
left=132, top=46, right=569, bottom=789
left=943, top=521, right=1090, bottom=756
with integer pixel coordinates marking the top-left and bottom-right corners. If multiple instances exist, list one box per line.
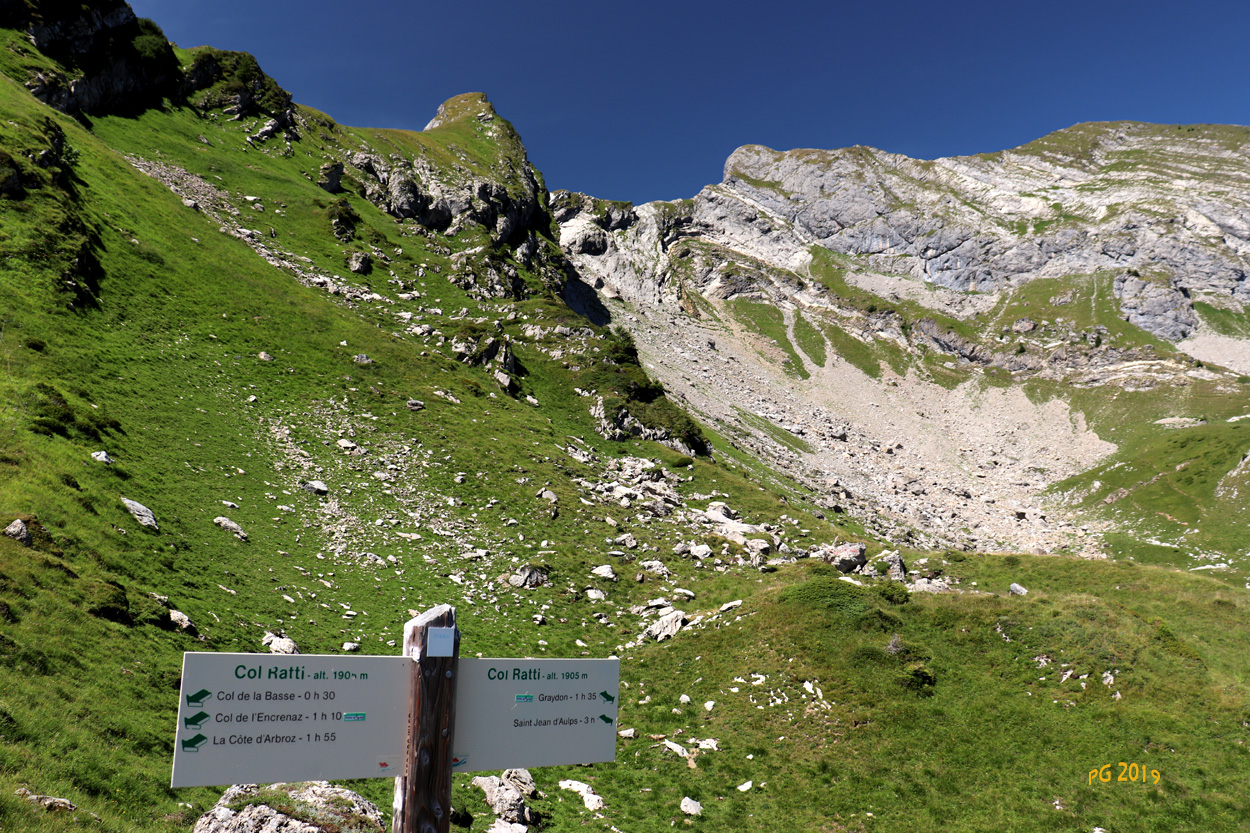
left=128, top=0, right=1250, bottom=205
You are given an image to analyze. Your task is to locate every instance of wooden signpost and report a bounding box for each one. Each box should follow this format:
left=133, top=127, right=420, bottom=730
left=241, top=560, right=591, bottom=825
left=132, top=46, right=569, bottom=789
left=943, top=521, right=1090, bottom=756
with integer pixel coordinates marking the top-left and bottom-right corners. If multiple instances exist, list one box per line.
left=392, top=604, right=459, bottom=833
left=171, top=604, right=619, bottom=833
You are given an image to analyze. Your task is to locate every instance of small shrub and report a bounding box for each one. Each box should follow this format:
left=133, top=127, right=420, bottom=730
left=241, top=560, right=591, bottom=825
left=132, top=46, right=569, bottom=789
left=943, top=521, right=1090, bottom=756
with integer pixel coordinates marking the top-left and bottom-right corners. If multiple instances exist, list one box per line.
left=876, top=581, right=911, bottom=606
left=781, top=577, right=870, bottom=619
left=84, top=581, right=132, bottom=625
left=898, top=661, right=937, bottom=696
left=604, top=327, right=640, bottom=366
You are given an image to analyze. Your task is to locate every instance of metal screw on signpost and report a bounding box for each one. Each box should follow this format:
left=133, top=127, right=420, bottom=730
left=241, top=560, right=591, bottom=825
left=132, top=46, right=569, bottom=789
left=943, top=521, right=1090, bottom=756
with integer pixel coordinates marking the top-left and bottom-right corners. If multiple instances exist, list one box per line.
left=392, top=605, right=459, bottom=833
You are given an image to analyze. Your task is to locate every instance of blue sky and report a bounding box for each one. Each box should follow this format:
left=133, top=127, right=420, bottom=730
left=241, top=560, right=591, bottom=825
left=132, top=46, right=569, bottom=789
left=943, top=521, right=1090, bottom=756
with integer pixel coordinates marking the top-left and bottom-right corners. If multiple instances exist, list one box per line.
left=129, top=0, right=1250, bottom=205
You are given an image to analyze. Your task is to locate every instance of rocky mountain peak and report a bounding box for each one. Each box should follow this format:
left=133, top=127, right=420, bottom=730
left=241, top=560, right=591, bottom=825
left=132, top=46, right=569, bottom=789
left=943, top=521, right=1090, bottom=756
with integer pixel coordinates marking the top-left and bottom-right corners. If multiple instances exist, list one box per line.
left=424, top=91, right=499, bottom=131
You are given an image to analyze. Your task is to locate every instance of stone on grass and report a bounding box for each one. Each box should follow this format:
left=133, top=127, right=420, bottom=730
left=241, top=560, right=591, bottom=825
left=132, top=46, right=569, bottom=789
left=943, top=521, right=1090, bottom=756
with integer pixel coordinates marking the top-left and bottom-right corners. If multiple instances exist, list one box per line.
left=642, top=610, right=687, bottom=642
left=508, top=565, right=549, bottom=589
left=471, top=775, right=531, bottom=824
left=502, top=768, right=536, bottom=797
left=486, top=821, right=526, bottom=833
left=301, top=480, right=329, bottom=496
left=639, top=560, right=670, bottom=577
left=680, top=797, right=703, bottom=816
left=121, top=498, right=159, bottom=530
left=737, top=780, right=753, bottom=792
left=170, top=610, right=198, bottom=635
left=192, top=781, right=380, bottom=833
left=213, top=516, right=248, bottom=541
left=91, top=450, right=113, bottom=464
left=15, top=788, right=76, bottom=812
left=1009, top=582, right=1028, bottom=596
left=3, top=519, right=31, bottom=547
left=816, top=542, right=866, bottom=573
left=558, top=779, right=605, bottom=811
left=342, top=642, right=360, bottom=652
left=875, top=550, right=907, bottom=581
left=262, top=631, right=300, bottom=655
left=591, top=565, right=617, bottom=581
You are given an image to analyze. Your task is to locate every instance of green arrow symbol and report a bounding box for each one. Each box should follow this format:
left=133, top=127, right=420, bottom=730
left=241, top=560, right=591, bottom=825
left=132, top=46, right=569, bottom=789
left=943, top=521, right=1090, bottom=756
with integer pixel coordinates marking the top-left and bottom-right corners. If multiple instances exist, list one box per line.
left=181, top=734, right=208, bottom=752
left=185, top=688, right=213, bottom=707
left=598, top=714, right=614, bottom=725
left=183, top=711, right=210, bottom=730
left=599, top=691, right=615, bottom=703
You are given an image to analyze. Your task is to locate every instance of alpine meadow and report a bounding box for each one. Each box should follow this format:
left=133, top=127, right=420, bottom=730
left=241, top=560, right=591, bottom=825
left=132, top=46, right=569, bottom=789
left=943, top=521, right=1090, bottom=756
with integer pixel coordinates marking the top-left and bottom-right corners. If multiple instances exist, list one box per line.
left=1, top=3, right=1249, bottom=832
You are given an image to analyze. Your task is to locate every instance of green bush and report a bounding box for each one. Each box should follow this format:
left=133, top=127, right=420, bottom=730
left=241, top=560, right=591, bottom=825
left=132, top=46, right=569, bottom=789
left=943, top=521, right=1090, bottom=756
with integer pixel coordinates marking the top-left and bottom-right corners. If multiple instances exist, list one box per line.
left=876, top=581, right=911, bottom=606
left=898, top=661, right=937, bottom=696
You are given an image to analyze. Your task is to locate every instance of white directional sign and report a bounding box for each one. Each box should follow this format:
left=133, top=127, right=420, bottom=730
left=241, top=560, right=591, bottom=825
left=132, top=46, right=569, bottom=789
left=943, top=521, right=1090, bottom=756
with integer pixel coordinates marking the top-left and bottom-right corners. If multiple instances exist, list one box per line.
left=452, top=658, right=620, bottom=772
left=171, top=653, right=412, bottom=787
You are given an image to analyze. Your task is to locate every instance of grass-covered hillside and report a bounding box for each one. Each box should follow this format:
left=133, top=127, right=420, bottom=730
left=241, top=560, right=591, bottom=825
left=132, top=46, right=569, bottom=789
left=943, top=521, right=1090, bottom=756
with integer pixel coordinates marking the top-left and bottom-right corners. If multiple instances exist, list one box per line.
left=0, top=3, right=1248, bottom=832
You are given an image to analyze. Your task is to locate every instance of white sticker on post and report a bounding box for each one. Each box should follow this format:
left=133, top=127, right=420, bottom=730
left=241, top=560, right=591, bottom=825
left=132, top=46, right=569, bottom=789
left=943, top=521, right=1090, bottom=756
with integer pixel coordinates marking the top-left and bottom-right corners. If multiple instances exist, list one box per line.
left=427, top=627, right=456, bottom=657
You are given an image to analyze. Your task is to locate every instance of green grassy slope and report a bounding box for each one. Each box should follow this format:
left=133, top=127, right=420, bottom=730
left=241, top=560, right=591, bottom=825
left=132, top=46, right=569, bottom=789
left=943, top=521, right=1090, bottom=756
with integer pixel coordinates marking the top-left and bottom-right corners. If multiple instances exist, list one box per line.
left=0, top=9, right=1247, bottom=833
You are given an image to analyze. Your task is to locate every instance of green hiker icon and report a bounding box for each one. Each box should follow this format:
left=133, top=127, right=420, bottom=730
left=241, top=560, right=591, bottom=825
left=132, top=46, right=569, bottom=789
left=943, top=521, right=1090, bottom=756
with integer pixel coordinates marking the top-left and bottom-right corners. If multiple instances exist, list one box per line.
left=599, top=691, right=615, bottom=703
left=183, top=711, right=211, bottom=730
left=181, top=734, right=208, bottom=752
left=185, top=688, right=213, bottom=708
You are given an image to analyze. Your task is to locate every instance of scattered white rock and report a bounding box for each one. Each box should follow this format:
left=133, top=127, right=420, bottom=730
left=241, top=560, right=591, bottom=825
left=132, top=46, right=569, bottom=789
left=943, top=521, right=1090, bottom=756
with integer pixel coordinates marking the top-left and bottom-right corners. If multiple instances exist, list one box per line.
left=213, top=516, right=248, bottom=541
left=471, top=775, right=531, bottom=824
left=486, top=821, right=526, bottom=833
left=121, top=497, right=159, bottom=530
left=91, top=450, right=113, bottom=464
left=680, top=797, right=702, bottom=816
left=558, top=779, right=605, bottom=811
left=3, top=519, right=31, bottom=547
left=261, top=631, right=300, bottom=654
left=192, top=782, right=379, bottom=833
left=642, top=609, right=687, bottom=641
left=1009, top=582, right=1029, bottom=596
left=169, top=610, right=196, bottom=633
left=737, top=780, right=753, bottom=792
left=15, top=788, right=76, bottom=812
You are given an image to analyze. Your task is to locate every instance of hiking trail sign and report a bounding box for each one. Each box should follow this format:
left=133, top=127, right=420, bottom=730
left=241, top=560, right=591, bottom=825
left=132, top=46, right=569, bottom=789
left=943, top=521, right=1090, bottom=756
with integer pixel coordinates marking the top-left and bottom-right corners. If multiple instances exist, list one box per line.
left=171, top=607, right=620, bottom=833
left=170, top=653, right=412, bottom=787
left=451, top=658, right=619, bottom=772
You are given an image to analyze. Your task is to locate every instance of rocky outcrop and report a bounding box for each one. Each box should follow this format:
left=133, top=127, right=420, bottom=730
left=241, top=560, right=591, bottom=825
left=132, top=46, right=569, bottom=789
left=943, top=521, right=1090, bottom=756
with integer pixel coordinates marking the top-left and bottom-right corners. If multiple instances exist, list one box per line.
left=15, top=1, right=180, bottom=115
left=566, top=122, right=1250, bottom=342
left=343, top=95, right=549, bottom=252
left=192, top=782, right=381, bottom=833
left=1113, top=272, right=1199, bottom=341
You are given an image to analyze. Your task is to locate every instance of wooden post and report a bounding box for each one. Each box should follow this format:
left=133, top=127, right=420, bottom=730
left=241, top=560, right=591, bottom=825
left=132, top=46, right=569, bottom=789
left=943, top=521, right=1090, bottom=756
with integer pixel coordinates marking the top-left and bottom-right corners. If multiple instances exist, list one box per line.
left=392, top=605, right=459, bottom=833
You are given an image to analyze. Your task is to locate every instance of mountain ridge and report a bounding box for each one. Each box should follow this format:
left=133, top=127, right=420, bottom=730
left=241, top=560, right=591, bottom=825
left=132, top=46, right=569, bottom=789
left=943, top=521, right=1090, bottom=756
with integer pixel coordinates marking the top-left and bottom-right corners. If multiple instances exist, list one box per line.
left=0, top=2, right=1248, bottom=832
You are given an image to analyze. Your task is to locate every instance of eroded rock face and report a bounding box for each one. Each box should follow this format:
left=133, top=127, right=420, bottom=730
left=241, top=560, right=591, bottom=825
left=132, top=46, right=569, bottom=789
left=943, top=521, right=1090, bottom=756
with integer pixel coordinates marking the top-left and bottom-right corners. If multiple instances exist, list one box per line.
left=17, top=0, right=182, bottom=115
left=564, top=123, right=1250, bottom=342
